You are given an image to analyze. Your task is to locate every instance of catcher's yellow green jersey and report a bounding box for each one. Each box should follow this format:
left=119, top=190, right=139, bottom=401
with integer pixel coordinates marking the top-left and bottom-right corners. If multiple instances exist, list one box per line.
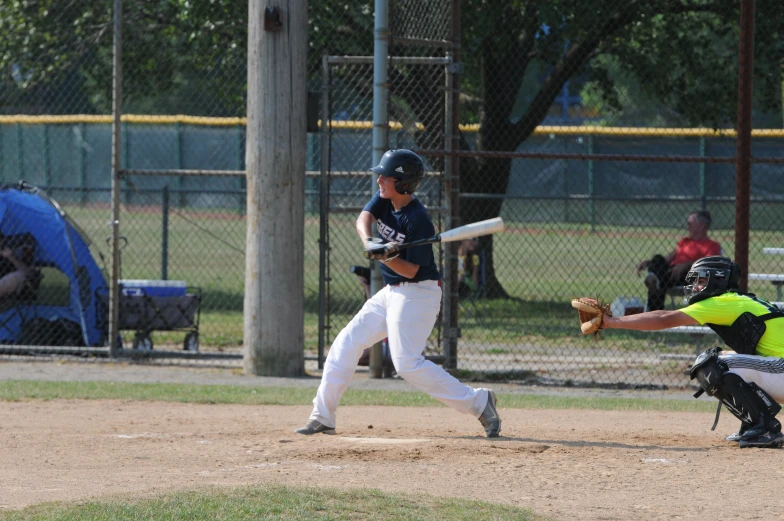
left=681, top=292, right=784, bottom=358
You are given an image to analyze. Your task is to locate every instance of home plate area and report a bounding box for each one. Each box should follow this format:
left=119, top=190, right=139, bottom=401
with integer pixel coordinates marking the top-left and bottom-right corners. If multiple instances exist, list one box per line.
left=1, top=400, right=779, bottom=521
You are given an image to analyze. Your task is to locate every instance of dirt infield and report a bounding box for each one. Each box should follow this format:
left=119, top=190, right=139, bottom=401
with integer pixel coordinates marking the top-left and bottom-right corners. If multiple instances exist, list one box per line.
left=1, top=377, right=780, bottom=520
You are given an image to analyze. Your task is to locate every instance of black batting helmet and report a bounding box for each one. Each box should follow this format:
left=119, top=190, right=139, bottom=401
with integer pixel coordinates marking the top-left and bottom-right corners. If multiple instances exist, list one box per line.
left=371, top=149, right=425, bottom=195
left=685, top=255, right=741, bottom=304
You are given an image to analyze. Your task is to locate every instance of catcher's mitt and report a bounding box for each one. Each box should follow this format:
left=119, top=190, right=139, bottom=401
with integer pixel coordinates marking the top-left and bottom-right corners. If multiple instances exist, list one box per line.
left=571, top=297, right=612, bottom=338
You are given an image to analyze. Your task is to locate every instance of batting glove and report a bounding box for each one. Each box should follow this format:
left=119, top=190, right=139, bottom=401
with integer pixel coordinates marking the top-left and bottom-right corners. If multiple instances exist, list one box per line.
left=363, top=239, right=399, bottom=262
left=378, top=242, right=400, bottom=263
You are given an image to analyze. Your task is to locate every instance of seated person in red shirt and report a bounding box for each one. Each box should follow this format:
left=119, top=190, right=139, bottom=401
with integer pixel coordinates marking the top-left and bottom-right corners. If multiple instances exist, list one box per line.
left=636, top=210, right=721, bottom=311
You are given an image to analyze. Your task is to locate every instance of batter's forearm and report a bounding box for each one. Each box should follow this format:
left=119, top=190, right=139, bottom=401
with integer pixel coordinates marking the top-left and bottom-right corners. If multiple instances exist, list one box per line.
left=356, top=211, right=376, bottom=242
left=383, top=257, right=419, bottom=279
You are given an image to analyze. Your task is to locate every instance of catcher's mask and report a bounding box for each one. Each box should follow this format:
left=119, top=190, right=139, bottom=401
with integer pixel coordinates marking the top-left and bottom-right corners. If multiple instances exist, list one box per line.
left=685, top=255, right=740, bottom=304
left=371, top=149, right=425, bottom=195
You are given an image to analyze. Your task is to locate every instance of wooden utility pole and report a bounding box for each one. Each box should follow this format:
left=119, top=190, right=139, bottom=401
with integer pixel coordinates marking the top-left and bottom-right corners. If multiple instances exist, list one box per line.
left=244, top=1, right=308, bottom=376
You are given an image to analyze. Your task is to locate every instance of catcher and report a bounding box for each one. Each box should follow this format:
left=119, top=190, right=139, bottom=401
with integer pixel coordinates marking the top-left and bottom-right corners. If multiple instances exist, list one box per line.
left=572, top=255, right=784, bottom=449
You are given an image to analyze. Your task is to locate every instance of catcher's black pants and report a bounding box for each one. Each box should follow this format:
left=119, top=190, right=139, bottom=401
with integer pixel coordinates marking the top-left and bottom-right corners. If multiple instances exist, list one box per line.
left=646, top=254, right=687, bottom=311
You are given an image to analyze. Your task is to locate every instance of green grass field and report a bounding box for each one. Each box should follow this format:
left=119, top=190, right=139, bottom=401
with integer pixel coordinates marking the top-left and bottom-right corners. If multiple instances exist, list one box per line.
left=0, top=486, right=545, bottom=521
left=0, top=380, right=717, bottom=413
left=57, top=203, right=784, bottom=354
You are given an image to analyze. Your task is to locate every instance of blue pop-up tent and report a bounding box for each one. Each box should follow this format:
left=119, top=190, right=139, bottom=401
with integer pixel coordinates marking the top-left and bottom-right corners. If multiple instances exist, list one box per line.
left=0, top=183, right=107, bottom=346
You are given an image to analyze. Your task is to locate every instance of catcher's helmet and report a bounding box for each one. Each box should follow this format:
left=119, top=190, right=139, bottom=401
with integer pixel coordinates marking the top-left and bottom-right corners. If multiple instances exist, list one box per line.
left=371, top=149, right=425, bottom=195
left=685, top=255, right=741, bottom=304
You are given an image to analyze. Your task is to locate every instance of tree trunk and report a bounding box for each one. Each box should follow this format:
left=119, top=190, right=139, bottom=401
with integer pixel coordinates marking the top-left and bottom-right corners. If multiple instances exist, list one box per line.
left=457, top=37, right=527, bottom=299
left=244, top=0, right=308, bottom=376
left=461, top=156, right=510, bottom=299
left=460, top=26, right=592, bottom=298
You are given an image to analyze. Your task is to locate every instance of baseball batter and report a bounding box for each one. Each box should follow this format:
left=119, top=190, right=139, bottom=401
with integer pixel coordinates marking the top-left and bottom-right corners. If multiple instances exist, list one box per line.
left=295, top=149, right=501, bottom=438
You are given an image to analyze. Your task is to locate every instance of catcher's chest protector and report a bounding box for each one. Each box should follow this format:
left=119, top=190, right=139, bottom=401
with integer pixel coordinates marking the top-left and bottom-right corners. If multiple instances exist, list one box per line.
left=706, top=311, right=784, bottom=355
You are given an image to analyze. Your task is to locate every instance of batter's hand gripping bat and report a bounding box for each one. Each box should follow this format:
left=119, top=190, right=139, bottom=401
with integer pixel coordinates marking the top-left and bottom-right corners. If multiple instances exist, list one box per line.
left=364, top=217, right=505, bottom=260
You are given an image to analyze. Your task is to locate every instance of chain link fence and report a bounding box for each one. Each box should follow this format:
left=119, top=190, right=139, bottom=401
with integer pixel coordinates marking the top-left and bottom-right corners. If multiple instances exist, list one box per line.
left=315, top=0, right=455, bottom=365
left=1, top=1, right=784, bottom=389
left=425, top=0, right=784, bottom=388
left=0, top=1, right=252, bottom=361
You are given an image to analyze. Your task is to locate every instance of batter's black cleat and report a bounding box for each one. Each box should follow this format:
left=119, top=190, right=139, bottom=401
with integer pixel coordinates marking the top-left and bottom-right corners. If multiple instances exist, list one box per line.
left=294, top=419, right=336, bottom=435
left=738, top=430, right=784, bottom=448
left=478, top=390, right=501, bottom=438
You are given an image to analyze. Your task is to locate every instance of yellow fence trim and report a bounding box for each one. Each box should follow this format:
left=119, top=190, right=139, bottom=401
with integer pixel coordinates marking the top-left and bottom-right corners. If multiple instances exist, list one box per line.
left=320, top=120, right=426, bottom=131
left=0, top=114, right=246, bottom=126
left=461, top=123, right=784, bottom=138
left=1, top=115, right=783, bottom=138
left=529, top=126, right=778, bottom=138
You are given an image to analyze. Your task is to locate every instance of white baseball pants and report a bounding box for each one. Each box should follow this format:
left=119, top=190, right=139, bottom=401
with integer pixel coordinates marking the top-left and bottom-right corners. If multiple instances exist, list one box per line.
left=722, top=353, right=784, bottom=402
left=309, top=280, right=490, bottom=429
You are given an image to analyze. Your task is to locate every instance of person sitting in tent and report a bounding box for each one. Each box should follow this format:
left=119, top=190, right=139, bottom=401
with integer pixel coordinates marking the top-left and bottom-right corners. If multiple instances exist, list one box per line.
left=0, top=234, right=33, bottom=300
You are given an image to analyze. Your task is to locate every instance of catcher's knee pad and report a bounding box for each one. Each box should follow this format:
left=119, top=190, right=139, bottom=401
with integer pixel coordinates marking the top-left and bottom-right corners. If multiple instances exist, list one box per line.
left=690, top=347, right=725, bottom=397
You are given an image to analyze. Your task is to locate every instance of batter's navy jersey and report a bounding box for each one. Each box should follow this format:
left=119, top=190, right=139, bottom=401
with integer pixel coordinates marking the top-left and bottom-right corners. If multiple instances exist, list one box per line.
left=363, top=191, right=441, bottom=286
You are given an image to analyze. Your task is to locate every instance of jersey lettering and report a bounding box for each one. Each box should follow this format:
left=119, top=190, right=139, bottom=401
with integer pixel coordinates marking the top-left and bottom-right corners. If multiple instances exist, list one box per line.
left=376, top=220, right=406, bottom=243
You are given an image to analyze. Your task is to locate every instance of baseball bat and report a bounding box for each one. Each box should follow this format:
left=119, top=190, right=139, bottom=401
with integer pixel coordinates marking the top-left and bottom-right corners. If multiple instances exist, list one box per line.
left=364, top=217, right=504, bottom=259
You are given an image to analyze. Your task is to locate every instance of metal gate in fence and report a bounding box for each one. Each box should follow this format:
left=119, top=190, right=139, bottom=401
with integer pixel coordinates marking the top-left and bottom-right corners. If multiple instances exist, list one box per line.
left=316, top=55, right=453, bottom=369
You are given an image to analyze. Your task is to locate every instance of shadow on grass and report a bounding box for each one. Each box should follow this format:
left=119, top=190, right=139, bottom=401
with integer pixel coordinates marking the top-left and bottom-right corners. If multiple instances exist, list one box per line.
left=448, top=368, right=539, bottom=383
left=447, top=367, right=672, bottom=390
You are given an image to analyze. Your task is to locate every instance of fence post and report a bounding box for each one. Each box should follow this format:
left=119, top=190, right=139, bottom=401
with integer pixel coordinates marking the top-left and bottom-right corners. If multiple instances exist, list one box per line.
left=122, top=120, right=129, bottom=205
left=734, top=0, right=755, bottom=291
left=16, top=124, right=23, bottom=181
left=43, top=124, right=51, bottom=189
left=236, top=124, right=244, bottom=215
left=699, top=136, right=706, bottom=211
left=176, top=121, right=184, bottom=208
left=79, top=122, right=88, bottom=205
left=108, top=0, right=124, bottom=358
left=588, top=134, right=595, bottom=234
left=161, top=185, right=169, bottom=280
left=369, top=0, right=390, bottom=379
left=443, top=0, right=461, bottom=370
left=317, top=54, right=330, bottom=369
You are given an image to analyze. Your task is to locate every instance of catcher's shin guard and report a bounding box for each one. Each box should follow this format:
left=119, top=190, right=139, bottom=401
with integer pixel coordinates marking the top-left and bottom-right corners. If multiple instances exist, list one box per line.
left=691, top=351, right=781, bottom=437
